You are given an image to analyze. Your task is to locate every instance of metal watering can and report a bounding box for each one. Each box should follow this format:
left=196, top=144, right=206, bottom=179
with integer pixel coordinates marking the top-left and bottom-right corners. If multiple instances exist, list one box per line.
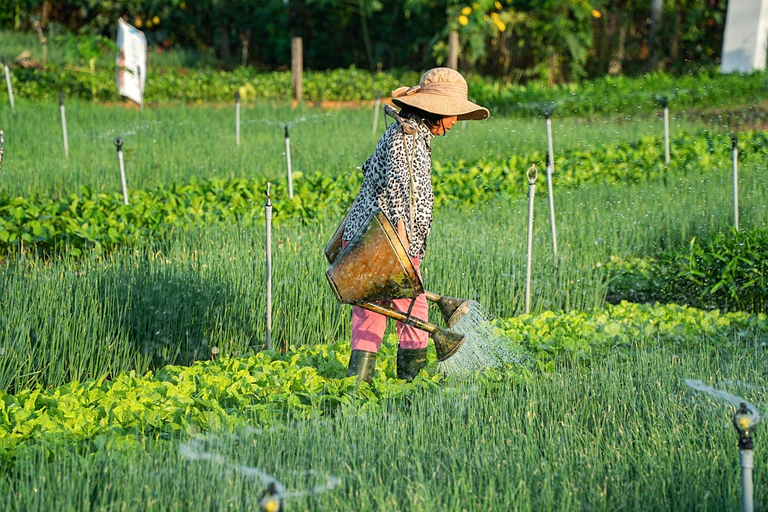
left=325, top=210, right=470, bottom=362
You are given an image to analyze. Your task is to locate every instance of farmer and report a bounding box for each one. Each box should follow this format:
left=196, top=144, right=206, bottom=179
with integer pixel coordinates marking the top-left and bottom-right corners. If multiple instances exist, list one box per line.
left=342, top=67, right=489, bottom=383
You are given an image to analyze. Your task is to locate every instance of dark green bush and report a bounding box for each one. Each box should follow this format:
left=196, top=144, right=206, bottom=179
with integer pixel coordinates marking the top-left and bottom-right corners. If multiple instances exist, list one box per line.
left=606, top=229, right=768, bottom=313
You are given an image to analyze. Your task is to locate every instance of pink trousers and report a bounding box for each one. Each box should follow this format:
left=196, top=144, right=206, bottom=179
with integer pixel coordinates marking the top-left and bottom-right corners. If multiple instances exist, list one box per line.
left=343, top=241, right=429, bottom=352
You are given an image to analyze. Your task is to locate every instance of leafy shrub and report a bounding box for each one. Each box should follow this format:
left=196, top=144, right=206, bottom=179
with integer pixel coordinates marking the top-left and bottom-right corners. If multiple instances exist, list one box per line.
left=6, top=64, right=768, bottom=119
left=606, top=229, right=768, bottom=313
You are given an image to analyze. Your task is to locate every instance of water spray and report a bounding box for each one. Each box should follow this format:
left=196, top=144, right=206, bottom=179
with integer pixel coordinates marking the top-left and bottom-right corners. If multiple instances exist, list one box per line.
left=180, top=438, right=340, bottom=511
left=58, top=93, right=69, bottom=159
left=0, top=130, right=4, bottom=176
left=235, top=91, right=241, bottom=146
left=114, top=137, right=129, bottom=205
left=685, top=379, right=762, bottom=512
left=3, top=57, right=14, bottom=113
left=265, top=182, right=273, bottom=351
left=525, top=164, right=538, bottom=314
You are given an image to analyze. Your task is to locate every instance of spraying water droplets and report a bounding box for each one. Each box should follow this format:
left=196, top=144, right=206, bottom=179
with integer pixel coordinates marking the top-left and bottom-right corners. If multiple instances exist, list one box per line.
left=438, top=300, right=525, bottom=377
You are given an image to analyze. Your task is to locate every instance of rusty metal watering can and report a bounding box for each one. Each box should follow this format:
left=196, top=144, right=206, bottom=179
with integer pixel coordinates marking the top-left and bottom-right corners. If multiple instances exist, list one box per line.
left=325, top=210, right=470, bottom=362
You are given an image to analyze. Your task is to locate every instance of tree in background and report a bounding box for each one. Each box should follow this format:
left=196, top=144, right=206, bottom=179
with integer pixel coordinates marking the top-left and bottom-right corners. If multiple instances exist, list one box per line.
left=4, top=0, right=730, bottom=81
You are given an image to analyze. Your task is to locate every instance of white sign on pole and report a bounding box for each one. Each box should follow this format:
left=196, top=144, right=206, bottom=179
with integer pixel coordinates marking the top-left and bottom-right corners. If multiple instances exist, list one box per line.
left=116, top=19, right=147, bottom=105
left=721, top=0, right=768, bottom=73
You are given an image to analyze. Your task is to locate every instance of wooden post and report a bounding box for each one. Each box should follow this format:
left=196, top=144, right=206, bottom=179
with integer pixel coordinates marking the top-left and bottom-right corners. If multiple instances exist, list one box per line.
left=448, top=31, right=459, bottom=70
left=291, top=37, right=303, bottom=103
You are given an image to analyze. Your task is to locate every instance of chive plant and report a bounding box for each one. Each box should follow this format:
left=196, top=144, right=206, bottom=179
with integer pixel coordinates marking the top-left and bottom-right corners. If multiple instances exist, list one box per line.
left=1, top=342, right=764, bottom=511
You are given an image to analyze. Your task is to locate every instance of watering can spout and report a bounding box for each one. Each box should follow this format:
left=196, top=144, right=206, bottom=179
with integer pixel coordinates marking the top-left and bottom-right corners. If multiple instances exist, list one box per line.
left=431, top=328, right=466, bottom=362
left=424, top=291, right=471, bottom=328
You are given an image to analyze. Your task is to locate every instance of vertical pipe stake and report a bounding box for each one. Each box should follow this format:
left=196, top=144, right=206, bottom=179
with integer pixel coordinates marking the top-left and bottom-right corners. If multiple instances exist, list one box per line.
left=371, top=92, right=381, bottom=135
left=3, top=57, right=15, bottom=113
left=265, top=183, right=273, bottom=351
left=0, top=130, right=4, bottom=176
left=545, top=151, right=558, bottom=262
left=284, top=125, right=294, bottom=199
left=740, top=449, right=754, bottom=512
left=59, top=93, right=69, bottom=159
left=525, top=165, right=538, bottom=314
left=732, top=134, right=739, bottom=231
left=663, top=101, right=670, bottom=166
left=114, top=137, right=129, bottom=205
left=235, top=91, right=241, bottom=146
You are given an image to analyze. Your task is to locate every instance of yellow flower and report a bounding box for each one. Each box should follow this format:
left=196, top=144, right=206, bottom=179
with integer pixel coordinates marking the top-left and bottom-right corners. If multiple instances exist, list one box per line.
left=591, top=9, right=602, bottom=18
left=146, top=20, right=153, bottom=28
left=152, top=16, right=160, bottom=24
left=134, top=17, right=143, bottom=28
left=495, top=1, right=502, bottom=9
left=180, top=1, right=186, bottom=8
left=461, top=6, right=472, bottom=15
left=492, top=17, right=506, bottom=31
left=458, top=15, right=469, bottom=25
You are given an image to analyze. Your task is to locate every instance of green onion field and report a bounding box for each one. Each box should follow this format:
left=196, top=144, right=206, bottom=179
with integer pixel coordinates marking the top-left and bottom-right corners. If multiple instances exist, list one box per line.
left=0, top=72, right=766, bottom=510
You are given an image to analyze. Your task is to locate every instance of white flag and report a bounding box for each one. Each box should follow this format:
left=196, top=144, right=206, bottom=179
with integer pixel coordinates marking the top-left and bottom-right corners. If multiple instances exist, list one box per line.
left=116, top=18, right=147, bottom=105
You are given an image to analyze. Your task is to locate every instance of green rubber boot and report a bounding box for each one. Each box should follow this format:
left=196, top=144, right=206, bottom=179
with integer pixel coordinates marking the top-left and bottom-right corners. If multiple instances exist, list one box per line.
left=347, top=349, right=377, bottom=383
left=396, top=347, right=428, bottom=381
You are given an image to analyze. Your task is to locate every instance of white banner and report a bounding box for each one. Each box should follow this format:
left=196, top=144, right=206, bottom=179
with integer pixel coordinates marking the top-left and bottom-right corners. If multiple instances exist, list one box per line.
left=116, top=18, right=147, bottom=105
left=721, top=0, right=768, bottom=73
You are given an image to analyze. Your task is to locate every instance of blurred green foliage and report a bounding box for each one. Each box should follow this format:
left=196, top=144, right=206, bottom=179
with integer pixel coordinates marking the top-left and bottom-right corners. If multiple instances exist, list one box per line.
left=6, top=0, right=729, bottom=80
left=606, top=229, right=768, bottom=314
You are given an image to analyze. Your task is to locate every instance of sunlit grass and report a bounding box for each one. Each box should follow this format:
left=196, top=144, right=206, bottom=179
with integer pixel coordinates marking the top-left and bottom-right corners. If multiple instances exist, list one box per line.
left=0, top=100, right=709, bottom=198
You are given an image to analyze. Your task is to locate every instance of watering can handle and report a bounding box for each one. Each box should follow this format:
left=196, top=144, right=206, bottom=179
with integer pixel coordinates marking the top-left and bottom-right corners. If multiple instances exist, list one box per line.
left=396, top=219, right=410, bottom=253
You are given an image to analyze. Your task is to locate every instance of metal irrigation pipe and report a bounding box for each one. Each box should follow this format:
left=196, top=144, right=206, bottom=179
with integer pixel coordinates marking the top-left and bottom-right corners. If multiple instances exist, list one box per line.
left=544, top=109, right=558, bottom=261
left=235, top=91, right=241, bottom=146
left=58, top=93, right=69, bottom=159
left=265, top=182, right=273, bottom=351
left=545, top=151, right=558, bottom=262
left=544, top=108, right=556, bottom=176
left=732, top=402, right=756, bottom=512
left=114, top=137, right=129, bottom=205
left=663, top=98, right=670, bottom=166
left=284, top=125, right=294, bottom=199
left=525, top=164, right=538, bottom=314
left=732, top=134, right=739, bottom=231
left=3, top=57, right=14, bottom=113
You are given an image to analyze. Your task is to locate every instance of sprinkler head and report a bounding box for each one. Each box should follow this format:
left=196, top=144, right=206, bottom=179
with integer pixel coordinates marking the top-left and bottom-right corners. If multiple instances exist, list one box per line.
left=113, top=137, right=123, bottom=150
left=58, top=92, right=65, bottom=106
left=732, top=402, right=756, bottom=450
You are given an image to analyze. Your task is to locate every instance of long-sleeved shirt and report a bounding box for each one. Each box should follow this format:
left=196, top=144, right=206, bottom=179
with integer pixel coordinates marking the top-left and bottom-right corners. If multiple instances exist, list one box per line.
left=342, top=115, right=435, bottom=258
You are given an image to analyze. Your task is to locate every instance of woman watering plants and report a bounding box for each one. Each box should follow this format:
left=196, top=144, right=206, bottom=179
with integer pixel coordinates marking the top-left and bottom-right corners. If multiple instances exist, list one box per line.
left=341, top=67, right=489, bottom=383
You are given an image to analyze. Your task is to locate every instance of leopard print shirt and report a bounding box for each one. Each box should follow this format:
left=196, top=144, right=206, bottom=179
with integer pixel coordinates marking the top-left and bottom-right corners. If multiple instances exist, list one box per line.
left=342, top=115, right=435, bottom=259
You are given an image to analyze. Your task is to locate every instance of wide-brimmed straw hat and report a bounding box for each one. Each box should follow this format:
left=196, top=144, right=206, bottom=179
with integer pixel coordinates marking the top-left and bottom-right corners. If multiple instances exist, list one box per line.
left=391, top=67, right=490, bottom=121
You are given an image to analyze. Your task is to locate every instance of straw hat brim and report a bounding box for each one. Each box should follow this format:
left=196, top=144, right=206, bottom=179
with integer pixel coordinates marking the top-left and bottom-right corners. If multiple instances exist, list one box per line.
left=392, top=94, right=490, bottom=121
